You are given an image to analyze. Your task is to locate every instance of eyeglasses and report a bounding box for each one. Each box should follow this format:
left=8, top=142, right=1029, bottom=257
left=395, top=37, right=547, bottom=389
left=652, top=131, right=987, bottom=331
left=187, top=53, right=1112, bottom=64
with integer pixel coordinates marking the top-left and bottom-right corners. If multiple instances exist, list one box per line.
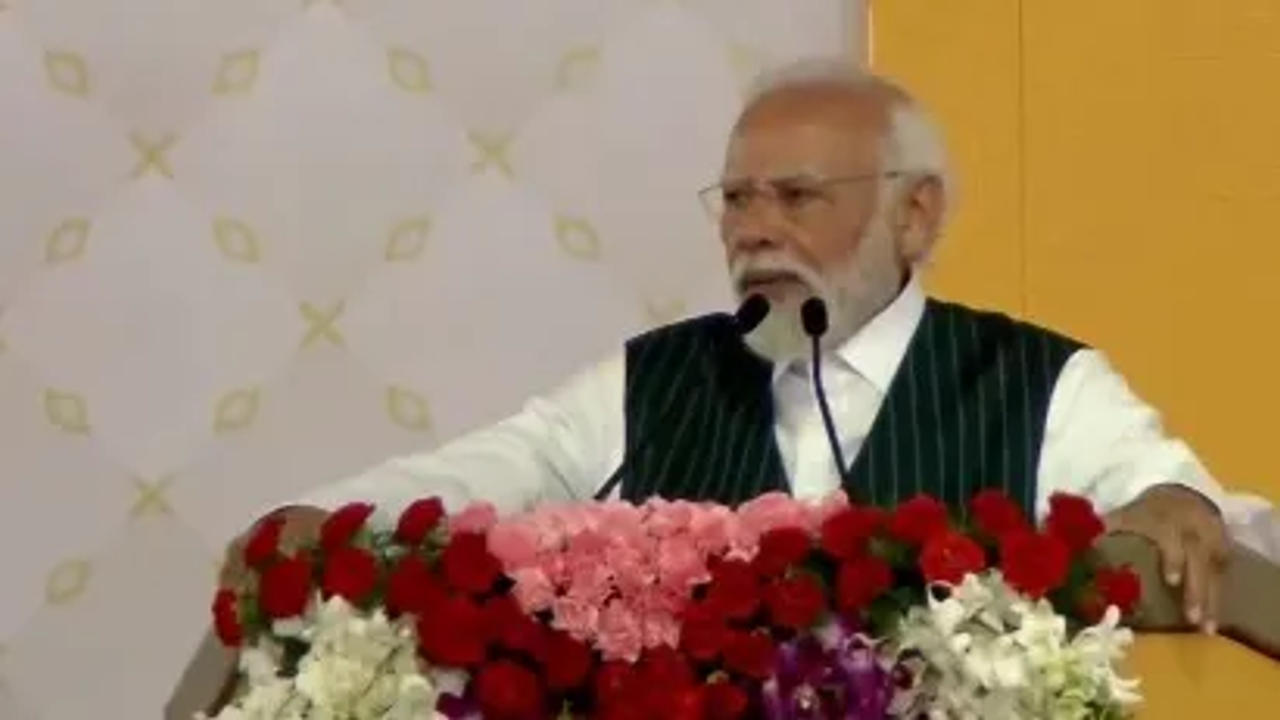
left=697, top=171, right=904, bottom=220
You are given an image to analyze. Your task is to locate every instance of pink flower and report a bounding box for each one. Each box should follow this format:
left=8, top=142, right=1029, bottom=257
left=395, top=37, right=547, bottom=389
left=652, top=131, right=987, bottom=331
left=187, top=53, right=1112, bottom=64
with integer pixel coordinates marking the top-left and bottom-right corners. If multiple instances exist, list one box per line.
left=610, top=545, right=655, bottom=596
left=737, top=492, right=811, bottom=540
left=509, top=566, right=556, bottom=612
left=487, top=521, right=542, bottom=570
left=688, top=506, right=738, bottom=555
left=450, top=501, right=498, bottom=534
left=552, top=594, right=601, bottom=643
left=538, top=551, right=570, bottom=586
left=656, top=536, right=711, bottom=591
left=596, top=598, right=644, bottom=662
left=566, top=528, right=611, bottom=558
left=641, top=607, right=682, bottom=650
left=599, top=501, right=646, bottom=539
left=805, top=491, right=852, bottom=533
left=565, top=557, right=614, bottom=605
left=647, top=499, right=697, bottom=538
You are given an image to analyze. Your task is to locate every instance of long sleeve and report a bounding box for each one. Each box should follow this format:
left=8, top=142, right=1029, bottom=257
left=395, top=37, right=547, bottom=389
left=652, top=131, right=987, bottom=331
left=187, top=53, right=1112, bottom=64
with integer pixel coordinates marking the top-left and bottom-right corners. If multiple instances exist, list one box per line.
left=1035, top=348, right=1228, bottom=521
left=294, top=353, right=628, bottom=524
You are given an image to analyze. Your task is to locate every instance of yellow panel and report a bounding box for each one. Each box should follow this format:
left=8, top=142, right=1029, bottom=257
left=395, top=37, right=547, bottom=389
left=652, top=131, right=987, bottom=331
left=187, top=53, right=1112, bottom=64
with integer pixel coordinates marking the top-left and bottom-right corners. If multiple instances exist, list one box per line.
left=1126, top=635, right=1280, bottom=718
left=873, top=0, right=1280, bottom=709
left=869, top=0, right=1025, bottom=314
left=1021, top=0, right=1280, bottom=502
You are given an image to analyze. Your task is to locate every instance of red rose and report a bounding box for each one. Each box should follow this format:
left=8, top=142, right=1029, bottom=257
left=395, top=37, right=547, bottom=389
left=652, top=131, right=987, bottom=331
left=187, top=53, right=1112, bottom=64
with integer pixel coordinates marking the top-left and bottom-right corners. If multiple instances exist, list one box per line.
left=706, top=559, right=761, bottom=620
left=441, top=531, right=502, bottom=595
left=664, top=686, right=707, bottom=720
left=753, top=527, right=812, bottom=577
left=543, top=630, right=592, bottom=691
left=475, top=659, right=545, bottom=720
left=259, top=555, right=312, bottom=619
left=968, top=489, right=1029, bottom=539
left=417, top=594, right=488, bottom=667
left=598, top=704, right=646, bottom=720
left=211, top=589, right=243, bottom=647
left=320, top=502, right=375, bottom=552
left=639, top=645, right=696, bottom=690
left=705, top=681, right=749, bottom=720
left=764, top=574, right=825, bottom=630
left=887, top=495, right=949, bottom=546
left=485, top=595, right=549, bottom=658
left=1089, top=566, right=1143, bottom=619
left=680, top=601, right=730, bottom=661
left=593, top=661, right=638, bottom=708
left=1046, top=493, right=1105, bottom=555
left=820, top=505, right=884, bottom=560
left=395, top=497, right=445, bottom=546
left=722, top=630, right=776, bottom=679
left=919, top=530, right=987, bottom=585
left=243, top=514, right=285, bottom=569
left=386, top=555, right=445, bottom=617
left=1000, top=531, right=1069, bottom=599
left=322, top=546, right=379, bottom=604
left=835, top=555, right=893, bottom=614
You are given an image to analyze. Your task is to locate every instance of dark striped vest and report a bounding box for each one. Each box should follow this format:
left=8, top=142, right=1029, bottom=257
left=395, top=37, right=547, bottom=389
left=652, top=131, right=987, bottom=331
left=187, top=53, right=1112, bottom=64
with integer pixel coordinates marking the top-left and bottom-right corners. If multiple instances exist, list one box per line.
left=618, top=299, right=1084, bottom=515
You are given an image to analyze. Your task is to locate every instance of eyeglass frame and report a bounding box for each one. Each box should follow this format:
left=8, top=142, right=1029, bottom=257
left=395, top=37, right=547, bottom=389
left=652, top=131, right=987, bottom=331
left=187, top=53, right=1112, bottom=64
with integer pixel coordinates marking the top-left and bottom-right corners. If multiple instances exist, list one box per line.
left=696, top=171, right=906, bottom=220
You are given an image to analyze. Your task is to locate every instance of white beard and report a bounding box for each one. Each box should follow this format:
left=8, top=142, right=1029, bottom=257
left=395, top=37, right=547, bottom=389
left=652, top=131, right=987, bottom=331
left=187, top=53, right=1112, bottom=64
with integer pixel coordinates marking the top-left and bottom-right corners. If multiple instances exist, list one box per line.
left=732, top=214, right=904, bottom=366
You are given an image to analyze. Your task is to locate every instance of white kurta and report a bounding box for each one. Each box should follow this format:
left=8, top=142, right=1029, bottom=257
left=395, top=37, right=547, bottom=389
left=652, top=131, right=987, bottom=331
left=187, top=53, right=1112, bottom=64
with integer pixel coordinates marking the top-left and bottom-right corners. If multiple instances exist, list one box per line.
left=294, top=276, right=1228, bottom=526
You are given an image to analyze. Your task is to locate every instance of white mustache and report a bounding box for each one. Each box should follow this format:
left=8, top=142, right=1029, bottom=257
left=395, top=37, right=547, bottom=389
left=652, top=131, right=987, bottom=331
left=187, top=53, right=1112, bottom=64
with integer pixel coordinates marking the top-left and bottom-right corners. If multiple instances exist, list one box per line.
left=730, top=254, right=823, bottom=294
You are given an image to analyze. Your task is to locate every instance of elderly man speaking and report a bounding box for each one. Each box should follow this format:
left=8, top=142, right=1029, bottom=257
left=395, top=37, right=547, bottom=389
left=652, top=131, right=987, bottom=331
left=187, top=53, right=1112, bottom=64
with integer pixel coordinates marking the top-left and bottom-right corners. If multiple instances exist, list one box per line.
left=222, top=59, right=1229, bottom=635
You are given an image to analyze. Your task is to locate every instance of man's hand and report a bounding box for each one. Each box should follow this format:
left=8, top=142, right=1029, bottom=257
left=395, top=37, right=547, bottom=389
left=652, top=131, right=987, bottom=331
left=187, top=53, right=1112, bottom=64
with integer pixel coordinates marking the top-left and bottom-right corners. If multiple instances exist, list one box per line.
left=1106, top=484, right=1228, bottom=633
left=218, top=505, right=329, bottom=590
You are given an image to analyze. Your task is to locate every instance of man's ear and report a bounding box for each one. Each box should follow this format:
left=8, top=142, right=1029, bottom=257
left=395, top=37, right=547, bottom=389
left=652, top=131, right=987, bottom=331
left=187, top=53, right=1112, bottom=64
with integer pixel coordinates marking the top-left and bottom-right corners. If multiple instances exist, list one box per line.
left=893, top=175, right=945, bottom=263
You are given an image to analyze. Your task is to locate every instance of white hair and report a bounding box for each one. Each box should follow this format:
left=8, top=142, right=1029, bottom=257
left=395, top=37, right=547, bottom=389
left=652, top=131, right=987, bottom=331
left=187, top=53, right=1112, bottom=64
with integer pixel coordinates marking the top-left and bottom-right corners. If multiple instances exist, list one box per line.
left=743, top=58, right=954, bottom=237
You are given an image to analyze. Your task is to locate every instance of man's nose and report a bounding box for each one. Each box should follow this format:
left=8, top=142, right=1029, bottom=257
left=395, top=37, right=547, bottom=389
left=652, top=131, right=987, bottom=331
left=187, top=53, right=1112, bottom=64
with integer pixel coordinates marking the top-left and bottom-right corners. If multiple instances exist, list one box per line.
left=723, top=207, right=787, bottom=254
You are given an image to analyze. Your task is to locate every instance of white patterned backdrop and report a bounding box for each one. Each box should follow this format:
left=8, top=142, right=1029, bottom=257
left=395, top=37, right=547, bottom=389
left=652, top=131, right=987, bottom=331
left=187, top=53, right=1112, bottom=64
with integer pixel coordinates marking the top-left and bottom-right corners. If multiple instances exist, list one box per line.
left=0, top=1, right=860, bottom=717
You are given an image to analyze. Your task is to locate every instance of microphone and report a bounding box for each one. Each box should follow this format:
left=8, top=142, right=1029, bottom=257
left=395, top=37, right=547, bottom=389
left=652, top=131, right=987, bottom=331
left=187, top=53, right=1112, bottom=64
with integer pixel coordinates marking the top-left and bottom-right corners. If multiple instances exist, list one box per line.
left=735, top=293, right=770, bottom=334
left=801, top=297, right=849, bottom=484
left=593, top=295, right=770, bottom=501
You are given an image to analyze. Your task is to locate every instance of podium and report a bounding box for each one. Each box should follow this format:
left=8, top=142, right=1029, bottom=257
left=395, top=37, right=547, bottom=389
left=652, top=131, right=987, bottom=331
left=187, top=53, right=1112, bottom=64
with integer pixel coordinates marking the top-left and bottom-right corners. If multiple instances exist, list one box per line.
left=167, top=534, right=1280, bottom=719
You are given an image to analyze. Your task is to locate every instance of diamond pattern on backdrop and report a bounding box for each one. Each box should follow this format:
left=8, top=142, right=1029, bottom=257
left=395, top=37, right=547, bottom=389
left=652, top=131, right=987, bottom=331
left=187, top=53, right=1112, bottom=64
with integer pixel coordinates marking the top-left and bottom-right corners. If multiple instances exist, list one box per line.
left=0, top=1, right=858, bottom=715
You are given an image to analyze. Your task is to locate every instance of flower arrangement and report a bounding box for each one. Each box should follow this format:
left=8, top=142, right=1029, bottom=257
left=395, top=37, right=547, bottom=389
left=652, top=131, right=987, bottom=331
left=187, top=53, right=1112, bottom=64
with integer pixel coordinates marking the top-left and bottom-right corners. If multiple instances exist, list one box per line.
left=206, top=489, right=1142, bottom=719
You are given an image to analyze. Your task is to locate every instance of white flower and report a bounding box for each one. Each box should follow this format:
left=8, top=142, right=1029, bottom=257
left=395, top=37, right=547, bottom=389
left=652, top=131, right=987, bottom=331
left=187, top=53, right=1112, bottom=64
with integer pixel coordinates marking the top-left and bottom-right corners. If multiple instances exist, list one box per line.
left=894, top=570, right=1141, bottom=719
left=201, top=594, right=443, bottom=720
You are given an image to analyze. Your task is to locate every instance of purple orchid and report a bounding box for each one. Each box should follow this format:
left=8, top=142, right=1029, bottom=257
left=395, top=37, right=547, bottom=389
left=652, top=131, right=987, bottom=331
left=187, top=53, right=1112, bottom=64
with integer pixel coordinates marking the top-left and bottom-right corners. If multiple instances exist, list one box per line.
left=760, top=622, right=900, bottom=720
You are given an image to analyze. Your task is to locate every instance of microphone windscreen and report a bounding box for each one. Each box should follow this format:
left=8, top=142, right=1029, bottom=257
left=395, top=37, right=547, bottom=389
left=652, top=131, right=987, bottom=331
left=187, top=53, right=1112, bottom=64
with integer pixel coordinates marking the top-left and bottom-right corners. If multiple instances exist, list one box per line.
left=801, top=297, right=828, bottom=337
left=734, top=294, right=770, bottom=334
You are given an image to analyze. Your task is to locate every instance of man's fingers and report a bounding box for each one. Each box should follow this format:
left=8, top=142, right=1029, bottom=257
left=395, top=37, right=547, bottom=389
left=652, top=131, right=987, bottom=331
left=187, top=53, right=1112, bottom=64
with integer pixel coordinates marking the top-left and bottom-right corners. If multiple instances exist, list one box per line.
left=1156, top=524, right=1187, bottom=587
left=1181, top=531, right=1209, bottom=627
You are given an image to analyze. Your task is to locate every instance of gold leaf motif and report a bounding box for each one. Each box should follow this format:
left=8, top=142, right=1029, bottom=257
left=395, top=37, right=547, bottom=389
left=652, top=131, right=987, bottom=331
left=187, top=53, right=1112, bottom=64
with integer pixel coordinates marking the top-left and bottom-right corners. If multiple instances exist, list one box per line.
left=386, top=386, right=431, bottom=432
left=214, top=386, right=260, bottom=433
left=45, top=559, right=92, bottom=606
left=555, top=46, right=601, bottom=90
left=645, top=298, right=687, bottom=325
left=468, top=132, right=514, bottom=178
left=44, top=218, right=90, bottom=264
left=387, top=48, right=431, bottom=94
left=129, top=132, right=177, bottom=179
left=300, top=301, right=345, bottom=348
left=44, top=389, right=90, bottom=434
left=385, top=216, right=431, bottom=262
left=555, top=216, right=601, bottom=260
left=44, top=51, right=89, bottom=97
left=130, top=476, right=175, bottom=518
left=213, top=50, right=259, bottom=95
left=213, top=217, right=262, bottom=263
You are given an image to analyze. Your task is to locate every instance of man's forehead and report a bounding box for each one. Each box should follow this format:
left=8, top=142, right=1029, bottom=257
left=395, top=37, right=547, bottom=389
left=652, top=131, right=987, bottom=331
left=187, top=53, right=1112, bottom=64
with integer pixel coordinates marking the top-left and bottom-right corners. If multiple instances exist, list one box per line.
left=723, top=86, right=887, bottom=177
left=723, top=118, right=877, bottom=178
